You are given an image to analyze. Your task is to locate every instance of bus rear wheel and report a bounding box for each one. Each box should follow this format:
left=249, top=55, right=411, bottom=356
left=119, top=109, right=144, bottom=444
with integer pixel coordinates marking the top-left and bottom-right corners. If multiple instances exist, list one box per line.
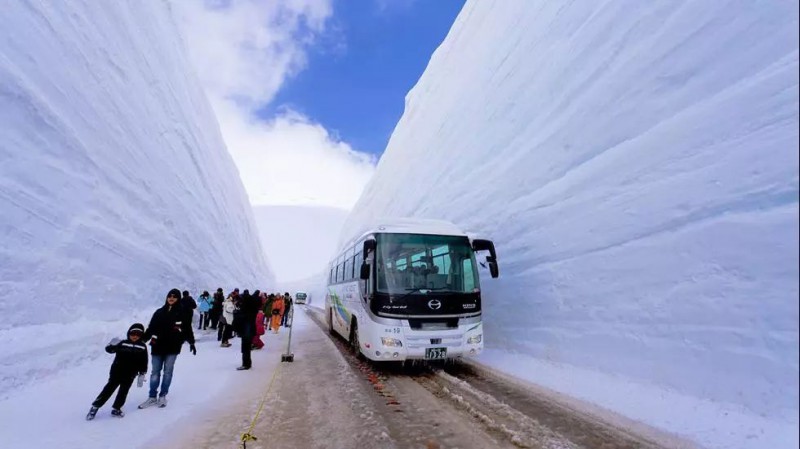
left=328, top=309, right=335, bottom=335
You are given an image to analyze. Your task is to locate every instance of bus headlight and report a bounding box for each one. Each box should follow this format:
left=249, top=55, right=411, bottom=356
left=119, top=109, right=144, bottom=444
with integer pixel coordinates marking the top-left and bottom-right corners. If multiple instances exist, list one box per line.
left=467, top=334, right=482, bottom=344
left=380, top=337, right=403, bottom=347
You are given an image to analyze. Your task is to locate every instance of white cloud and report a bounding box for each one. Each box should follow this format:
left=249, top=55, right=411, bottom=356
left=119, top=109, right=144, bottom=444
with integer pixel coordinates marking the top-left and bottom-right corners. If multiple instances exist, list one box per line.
left=214, top=100, right=376, bottom=208
left=171, top=0, right=375, bottom=209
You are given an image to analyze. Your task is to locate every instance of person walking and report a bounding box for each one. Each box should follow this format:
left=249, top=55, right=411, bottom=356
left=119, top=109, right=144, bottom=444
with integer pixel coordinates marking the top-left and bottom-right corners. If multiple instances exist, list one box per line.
left=237, top=289, right=260, bottom=370
left=252, top=307, right=266, bottom=350
left=231, top=289, right=244, bottom=339
left=220, top=293, right=235, bottom=347
left=210, top=288, right=224, bottom=330
left=270, top=294, right=285, bottom=334
left=197, top=291, right=212, bottom=330
left=281, top=293, right=293, bottom=327
left=86, top=323, right=148, bottom=420
left=181, top=290, right=197, bottom=328
left=139, top=288, right=196, bottom=409
left=264, top=294, right=275, bottom=331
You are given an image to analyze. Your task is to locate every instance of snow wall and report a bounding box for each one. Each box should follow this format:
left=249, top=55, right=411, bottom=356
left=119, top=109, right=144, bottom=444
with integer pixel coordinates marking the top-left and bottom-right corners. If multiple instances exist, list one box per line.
left=343, top=0, right=799, bottom=445
left=0, top=0, right=272, bottom=389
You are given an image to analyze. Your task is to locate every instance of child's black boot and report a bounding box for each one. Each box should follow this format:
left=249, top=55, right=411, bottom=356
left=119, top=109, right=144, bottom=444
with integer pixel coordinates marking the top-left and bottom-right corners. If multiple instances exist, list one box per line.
left=86, top=406, right=99, bottom=421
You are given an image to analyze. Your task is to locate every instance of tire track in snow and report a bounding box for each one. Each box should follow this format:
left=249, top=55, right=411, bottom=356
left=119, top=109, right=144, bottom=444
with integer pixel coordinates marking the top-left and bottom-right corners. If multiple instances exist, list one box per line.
left=307, top=306, right=692, bottom=449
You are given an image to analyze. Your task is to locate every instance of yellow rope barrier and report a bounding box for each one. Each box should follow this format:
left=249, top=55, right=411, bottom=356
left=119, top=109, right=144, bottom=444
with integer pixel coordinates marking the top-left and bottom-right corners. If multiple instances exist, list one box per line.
left=241, top=362, right=282, bottom=448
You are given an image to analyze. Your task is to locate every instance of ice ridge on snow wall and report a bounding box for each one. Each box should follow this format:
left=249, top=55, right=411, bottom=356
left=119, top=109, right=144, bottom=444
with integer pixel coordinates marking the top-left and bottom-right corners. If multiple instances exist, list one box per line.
left=0, top=0, right=273, bottom=329
left=344, top=0, right=798, bottom=427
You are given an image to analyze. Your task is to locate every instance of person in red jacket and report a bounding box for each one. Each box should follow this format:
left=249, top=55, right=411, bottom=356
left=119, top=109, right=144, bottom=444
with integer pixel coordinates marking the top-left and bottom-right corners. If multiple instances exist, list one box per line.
left=252, top=308, right=265, bottom=350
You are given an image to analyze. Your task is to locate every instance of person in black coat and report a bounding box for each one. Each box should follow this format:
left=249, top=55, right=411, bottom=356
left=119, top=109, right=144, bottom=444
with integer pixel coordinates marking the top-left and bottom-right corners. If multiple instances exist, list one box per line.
left=237, top=289, right=261, bottom=370
left=86, top=323, right=148, bottom=420
left=281, top=292, right=293, bottom=327
left=138, top=288, right=196, bottom=409
left=210, top=288, right=224, bottom=330
left=181, top=290, right=197, bottom=327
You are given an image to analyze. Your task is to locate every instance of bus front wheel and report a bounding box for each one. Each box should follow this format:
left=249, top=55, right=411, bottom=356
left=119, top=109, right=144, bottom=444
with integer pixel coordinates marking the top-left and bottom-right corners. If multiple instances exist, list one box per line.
left=328, top=309, right=335, bottom=335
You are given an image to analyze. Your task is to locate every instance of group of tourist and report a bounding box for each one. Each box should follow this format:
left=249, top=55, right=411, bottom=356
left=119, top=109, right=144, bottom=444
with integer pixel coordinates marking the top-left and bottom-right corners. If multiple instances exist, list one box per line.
left=85, top=287, right=295, bottom=421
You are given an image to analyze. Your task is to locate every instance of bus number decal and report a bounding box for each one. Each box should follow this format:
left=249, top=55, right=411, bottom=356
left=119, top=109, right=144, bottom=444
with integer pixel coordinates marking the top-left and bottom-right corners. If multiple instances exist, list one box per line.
left=384, top=327, right=400, bottom=334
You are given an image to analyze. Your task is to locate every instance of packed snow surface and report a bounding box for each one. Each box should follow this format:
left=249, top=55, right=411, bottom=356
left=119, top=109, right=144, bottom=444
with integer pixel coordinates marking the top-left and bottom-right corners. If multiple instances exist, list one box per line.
left=0, top=0, right=272, bottom=395
left=343, top=1, right=799, bottom=448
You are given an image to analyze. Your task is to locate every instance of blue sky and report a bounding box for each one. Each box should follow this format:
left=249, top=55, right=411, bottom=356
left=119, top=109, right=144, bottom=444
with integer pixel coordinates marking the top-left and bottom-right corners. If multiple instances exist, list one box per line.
left=262, top=0, right=466, bottom=156
left=177, top=0, right=464, bottom=208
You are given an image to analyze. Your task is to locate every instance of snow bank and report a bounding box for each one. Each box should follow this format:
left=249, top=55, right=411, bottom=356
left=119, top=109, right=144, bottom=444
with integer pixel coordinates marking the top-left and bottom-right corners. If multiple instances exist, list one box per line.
left=344, top=1, right=799, bottom=447
left=0, top=0, right=272, bottom=394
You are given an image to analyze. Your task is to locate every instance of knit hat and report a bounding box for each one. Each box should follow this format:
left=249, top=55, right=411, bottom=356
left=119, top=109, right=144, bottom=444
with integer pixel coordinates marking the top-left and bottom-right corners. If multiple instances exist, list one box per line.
left=166, top=288, right=181, bottom=301
left=128, top=323, right=145, bottom=335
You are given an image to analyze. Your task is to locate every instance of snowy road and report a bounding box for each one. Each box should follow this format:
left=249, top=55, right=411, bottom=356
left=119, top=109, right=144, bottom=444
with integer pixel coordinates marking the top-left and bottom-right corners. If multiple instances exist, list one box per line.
left=164, top=307, right=696, bottom=449
left=0, top=306, right=698, bottom=449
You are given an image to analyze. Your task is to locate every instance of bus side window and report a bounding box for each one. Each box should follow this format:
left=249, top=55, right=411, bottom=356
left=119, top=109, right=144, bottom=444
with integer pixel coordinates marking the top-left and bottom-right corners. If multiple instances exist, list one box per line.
left=344, top=255, right=353, bottom=281
left=354, top=251, right=363, bottom=276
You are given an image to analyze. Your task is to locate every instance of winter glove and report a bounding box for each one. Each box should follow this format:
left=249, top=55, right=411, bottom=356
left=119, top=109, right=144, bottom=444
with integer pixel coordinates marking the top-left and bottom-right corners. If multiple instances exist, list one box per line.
left=190, top=344, right=197, bottom=355
left=108, top=337, right=122, bottom=346
left=136, top=373, right=145, bottom=388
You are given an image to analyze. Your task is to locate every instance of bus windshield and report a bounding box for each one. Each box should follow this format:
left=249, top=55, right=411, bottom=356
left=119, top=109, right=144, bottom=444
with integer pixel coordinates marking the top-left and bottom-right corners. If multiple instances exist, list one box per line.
left=375, top=233, right=480, bottom=295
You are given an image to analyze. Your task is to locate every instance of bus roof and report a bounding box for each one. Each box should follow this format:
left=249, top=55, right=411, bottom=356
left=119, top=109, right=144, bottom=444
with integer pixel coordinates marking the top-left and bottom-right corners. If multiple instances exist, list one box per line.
left=341, top=218, right=469, bottom=249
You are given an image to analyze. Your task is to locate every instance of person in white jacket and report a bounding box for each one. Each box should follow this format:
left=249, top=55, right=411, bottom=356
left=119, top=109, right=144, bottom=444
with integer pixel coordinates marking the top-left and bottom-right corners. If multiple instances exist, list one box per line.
left=220, top=293, right=236, bottom=347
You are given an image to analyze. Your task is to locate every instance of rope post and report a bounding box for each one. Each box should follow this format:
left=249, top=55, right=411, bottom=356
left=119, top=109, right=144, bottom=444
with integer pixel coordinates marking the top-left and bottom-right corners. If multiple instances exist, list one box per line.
left=281, top=308, right=294, bottom=362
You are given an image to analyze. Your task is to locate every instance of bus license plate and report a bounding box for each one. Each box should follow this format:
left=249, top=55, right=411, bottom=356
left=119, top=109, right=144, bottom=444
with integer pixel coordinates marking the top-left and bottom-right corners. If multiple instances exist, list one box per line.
left=425, top=347, right=447, bottom=360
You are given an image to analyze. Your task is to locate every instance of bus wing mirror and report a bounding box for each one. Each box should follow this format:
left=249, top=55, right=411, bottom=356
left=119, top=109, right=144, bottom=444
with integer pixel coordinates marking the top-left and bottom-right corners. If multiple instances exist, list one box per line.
left=360, top=262, right=370, bottom=280
left=362, top=239, right=376, bottom=256
left=473, top=239, right=499, bottom=278
left=488, top=260, right=499, bottom=278
left=472, top=239, right=497, bottom=259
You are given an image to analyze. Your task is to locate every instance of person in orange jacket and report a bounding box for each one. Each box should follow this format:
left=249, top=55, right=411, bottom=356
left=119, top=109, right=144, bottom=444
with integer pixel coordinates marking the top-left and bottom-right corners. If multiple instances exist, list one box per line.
left=270, top=294, right=285, bottom=334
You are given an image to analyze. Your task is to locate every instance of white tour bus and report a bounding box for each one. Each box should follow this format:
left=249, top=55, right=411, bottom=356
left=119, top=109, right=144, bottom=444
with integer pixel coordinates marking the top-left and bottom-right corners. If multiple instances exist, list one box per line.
left=325, top=218, right=499, bottom=362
